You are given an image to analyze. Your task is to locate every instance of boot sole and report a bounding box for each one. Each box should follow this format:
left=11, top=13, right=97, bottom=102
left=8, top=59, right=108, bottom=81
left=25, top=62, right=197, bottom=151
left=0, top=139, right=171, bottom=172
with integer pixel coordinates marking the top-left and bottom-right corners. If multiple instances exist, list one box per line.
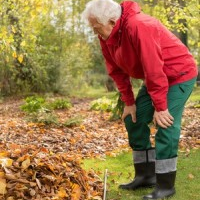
left=142, top=191, right=176, bottom=200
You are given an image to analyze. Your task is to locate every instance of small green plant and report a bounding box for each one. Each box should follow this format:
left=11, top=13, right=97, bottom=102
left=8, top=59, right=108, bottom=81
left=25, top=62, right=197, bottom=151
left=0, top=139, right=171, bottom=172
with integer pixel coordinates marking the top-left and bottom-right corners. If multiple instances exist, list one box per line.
left=28, top=109, right=58, bottom=125
left=21, top=96, right=46, bottom=113
left=49, top=98, right=72, bottom=110
left=110, top=93, right=124, bottom=121
left=90, top=93, right=124, bottom=121
left=63, top=116, right=83, bottom=127
left=90, top=96, right=116, bottom=112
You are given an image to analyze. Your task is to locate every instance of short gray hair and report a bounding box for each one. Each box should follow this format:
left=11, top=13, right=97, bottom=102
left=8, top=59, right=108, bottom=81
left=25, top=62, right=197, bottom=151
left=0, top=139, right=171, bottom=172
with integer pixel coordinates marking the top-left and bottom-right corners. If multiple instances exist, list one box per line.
left=82, top=0, right=121, bottom=25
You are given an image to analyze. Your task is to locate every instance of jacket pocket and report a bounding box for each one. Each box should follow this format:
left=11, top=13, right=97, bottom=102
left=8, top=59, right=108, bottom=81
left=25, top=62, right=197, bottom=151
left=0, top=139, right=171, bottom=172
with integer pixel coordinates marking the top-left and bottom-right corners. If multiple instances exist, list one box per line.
left=163, top=65, right=188, bottom=80
left=168, top=78, right=196, bottom=100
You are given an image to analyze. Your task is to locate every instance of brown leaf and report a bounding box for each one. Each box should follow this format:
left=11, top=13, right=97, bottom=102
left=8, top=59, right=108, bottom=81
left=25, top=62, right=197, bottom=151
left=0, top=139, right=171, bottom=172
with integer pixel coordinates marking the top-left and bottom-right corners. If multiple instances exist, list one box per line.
left=71, top=184, right=82, bottom=200
left=0, top=158, right=13, bottom=167
left=188, top=173, right=194, bottom=179
left=6, top=197, right=15, bottom=200
left=36, top=178, right=42, bottom=189
left=21, top=158, right=31, bottom=169
left=29, top=188, right=36, bottom=196
left=5, top=174, right=17, bottom=180
left=0, top=172, right=5, bottom=179
left=57, top=187, right=68, bottom=198
left=0, top=178, right=7, bottom=194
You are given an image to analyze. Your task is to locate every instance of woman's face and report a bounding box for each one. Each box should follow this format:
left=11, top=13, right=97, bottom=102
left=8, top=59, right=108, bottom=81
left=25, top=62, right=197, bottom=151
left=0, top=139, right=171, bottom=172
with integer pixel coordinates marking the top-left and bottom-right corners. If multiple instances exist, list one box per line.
left=88, top=16, right=115, bottom=40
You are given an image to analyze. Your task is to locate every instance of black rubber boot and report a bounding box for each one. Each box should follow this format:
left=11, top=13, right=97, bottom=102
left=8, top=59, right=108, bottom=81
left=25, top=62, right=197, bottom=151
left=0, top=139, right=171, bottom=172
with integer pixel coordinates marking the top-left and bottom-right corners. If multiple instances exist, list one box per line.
left=119, top=162, right=156, bottom=190
left=143, top=171, right=176, bottom=200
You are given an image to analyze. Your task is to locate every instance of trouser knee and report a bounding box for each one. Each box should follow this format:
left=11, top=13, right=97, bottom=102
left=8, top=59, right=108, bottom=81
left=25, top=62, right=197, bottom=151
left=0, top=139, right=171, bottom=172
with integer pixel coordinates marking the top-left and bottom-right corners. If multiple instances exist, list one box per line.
left=124, top=115, right=152, bottom=150
left=155, top=126, right=180, bottom=159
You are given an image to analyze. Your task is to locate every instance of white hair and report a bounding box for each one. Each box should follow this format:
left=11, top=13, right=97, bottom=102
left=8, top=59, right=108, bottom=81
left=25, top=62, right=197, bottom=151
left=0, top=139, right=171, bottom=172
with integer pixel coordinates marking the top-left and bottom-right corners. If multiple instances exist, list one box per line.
left=82, top=0, right=121, bottom=25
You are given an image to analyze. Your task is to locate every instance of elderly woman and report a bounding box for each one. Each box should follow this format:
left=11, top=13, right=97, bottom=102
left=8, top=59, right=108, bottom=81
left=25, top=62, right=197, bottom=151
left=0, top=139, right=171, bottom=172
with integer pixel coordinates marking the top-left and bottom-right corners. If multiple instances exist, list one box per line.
left=82, top=0, right=198, bottom=199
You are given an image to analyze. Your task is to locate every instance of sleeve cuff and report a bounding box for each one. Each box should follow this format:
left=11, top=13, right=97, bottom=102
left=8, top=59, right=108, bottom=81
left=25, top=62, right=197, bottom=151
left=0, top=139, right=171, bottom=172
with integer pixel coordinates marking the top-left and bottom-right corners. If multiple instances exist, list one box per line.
left=154, top=101, right=167, bottom=111
left=124, top=99, right=135, bottom=106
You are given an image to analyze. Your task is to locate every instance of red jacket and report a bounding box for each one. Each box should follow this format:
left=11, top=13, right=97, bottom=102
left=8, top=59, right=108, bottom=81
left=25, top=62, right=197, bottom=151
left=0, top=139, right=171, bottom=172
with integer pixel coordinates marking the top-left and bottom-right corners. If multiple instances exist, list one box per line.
left=99, top=1, right=198, bottom=111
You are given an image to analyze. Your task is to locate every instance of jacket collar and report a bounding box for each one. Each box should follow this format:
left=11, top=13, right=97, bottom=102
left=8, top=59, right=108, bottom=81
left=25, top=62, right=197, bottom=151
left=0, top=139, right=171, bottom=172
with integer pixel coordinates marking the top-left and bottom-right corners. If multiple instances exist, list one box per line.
left=99, top=1, right=141, bottom=46
left=105, top=18, right=121, bottom=45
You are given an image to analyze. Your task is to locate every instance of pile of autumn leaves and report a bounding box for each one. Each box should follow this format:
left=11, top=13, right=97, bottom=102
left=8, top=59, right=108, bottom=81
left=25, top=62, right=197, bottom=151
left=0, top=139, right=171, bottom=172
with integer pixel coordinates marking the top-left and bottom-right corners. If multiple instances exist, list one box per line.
left=0, top=143, right=103, bottom=200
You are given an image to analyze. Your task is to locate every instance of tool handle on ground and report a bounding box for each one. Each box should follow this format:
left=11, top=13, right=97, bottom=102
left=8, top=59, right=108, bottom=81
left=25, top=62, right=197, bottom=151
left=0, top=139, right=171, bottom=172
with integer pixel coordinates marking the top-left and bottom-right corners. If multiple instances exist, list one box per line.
left=103, top=169, right=108, bottom=200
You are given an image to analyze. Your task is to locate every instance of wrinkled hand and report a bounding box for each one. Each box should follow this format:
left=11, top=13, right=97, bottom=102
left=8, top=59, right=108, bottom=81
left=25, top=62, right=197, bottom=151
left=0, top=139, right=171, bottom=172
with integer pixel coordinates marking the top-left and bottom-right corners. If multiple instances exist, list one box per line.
left=122, top=104, right=136, bottom=123
left=153, top=109, right=174, bottom=128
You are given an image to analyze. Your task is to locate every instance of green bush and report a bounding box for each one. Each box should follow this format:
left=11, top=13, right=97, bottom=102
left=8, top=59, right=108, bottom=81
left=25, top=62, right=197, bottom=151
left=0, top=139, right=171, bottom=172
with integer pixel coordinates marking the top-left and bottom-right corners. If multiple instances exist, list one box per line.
left=49, top=98, right=71, bottom=110
left=90, top=93, right=124, bottom=120
left=21, top=96, right=72, bottom=113
left=90, top=96, right=116, bottom=112
left=21, top=96, right=73, bottom=125
left=21, top=96, right=46, bottom=113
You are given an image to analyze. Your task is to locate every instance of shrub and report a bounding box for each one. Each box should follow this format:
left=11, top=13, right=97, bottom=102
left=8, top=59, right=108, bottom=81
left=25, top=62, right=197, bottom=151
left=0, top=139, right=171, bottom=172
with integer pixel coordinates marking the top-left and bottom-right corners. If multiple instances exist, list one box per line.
left=90, top=96, right=116, bottom=112
left=90, top=93, right=125, bottom=120
left=21, top=96, right=72, bottom=125
left=21, top=96, right=46, bottom=113
left=49, top=98, right=71, bottom=110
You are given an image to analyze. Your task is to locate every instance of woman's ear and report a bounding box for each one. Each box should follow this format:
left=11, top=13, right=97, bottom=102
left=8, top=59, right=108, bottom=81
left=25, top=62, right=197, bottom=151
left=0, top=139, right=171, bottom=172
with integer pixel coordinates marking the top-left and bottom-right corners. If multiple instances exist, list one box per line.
left=109, top=19, right=116, bottom=27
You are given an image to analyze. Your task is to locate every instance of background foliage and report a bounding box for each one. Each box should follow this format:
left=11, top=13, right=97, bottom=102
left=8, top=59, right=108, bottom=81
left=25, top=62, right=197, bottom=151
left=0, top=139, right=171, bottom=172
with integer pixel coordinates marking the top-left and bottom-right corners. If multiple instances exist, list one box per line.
left=0, top=0, right=199, bottom=97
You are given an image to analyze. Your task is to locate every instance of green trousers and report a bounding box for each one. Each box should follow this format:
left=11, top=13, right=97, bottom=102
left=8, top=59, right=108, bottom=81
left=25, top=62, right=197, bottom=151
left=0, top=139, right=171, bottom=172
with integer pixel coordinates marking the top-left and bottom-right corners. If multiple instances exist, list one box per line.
left=124, top=78, right=196, bottom=160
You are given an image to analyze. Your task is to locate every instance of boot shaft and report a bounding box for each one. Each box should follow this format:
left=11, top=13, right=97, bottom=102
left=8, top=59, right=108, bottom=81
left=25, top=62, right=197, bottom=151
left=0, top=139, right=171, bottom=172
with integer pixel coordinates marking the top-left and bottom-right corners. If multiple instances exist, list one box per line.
left=134, top=162, right=155, bottom=177
left=156, top=171, right=176, bottom=189
left=143, top=171, right=176, bottom=199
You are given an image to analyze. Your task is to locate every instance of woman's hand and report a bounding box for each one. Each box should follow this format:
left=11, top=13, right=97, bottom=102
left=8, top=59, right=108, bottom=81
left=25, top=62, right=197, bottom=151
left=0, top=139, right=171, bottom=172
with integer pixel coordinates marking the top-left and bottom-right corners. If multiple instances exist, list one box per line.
left=122, top=104, right=137, bottom=123
left=153, top=109, right=174, bottom=128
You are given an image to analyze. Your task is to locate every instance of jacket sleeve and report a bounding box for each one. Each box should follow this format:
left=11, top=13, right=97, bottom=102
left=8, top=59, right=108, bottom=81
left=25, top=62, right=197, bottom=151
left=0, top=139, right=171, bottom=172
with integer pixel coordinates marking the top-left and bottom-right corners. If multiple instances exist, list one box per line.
left=99, top=40, right=135, bottom=106
left=128, top=20, right=169, bottom=111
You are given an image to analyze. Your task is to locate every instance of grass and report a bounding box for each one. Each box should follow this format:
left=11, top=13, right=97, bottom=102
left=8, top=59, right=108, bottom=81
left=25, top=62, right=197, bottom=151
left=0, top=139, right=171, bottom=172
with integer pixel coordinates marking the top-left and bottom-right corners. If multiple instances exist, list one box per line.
left=70, top=86, right=116, bottom=99
left=69, top=84, right=141, bottom=100
left=82, top=149, right=200, bottom=200
left=188, top=86, right=200, bottom=102
left=70, top=84, right=200, bottom=104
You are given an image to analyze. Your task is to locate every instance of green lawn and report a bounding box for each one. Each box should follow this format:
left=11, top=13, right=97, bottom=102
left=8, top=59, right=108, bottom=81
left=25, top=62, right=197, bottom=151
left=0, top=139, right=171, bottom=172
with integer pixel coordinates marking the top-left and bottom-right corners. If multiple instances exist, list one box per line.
left=70, top=86, right=116, bottom=99
left=83, top=149, right=200, bottom=200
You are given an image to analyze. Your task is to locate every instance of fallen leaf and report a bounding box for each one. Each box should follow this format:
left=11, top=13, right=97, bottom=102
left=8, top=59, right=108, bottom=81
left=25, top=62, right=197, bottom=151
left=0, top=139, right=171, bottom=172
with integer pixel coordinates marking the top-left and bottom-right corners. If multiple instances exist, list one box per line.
left=188, top=173, right=194, bottom=179
left=57, top=187, right=68, bottom=198
left=71, top=184, right=81, bottom=200
left=0, top=158, right=13, bottom=167
left=29, top=188, right=36, bottom=196
left=6, top=197, right=15, bottom=200
left=36, top=178, right=42, bottom=189
left=0, top=178, right=7, bottom=194
left=21, top=158, right=31, bottom=169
